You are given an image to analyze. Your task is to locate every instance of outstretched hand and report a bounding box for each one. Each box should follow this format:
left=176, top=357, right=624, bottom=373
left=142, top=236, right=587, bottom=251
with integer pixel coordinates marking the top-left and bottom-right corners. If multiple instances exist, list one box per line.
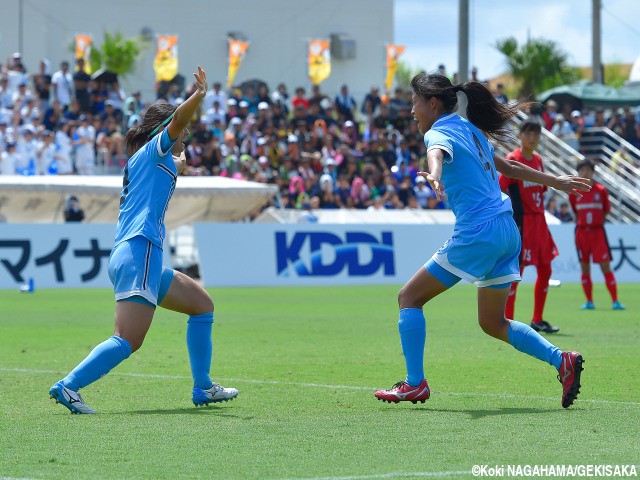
left=417, top=171, right=444, bottom=201
left=553, top=175, right=592, bottom=197
left=193, top=66, right=208, bottom=98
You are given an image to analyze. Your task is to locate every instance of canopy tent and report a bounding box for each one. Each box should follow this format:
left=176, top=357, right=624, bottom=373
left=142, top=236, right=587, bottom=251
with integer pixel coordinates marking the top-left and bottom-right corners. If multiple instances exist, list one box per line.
left=0, top=176, right=277, bottom=227
left=536, top=80, right=640, bottom=109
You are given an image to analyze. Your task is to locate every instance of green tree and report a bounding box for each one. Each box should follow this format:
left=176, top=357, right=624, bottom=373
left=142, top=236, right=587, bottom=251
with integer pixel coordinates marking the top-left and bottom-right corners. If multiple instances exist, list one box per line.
left=495, top=37, right=578, bottom=99
left=89, top=31, right=149, bottom=76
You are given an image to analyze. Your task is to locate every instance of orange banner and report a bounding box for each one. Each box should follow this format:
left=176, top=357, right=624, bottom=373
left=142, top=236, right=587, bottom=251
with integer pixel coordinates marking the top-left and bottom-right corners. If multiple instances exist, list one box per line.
left=385, top=44, right=406, bottom=91
left=153, top=35, right=179, bottom=82
left=308, top=39, right=331, bottom=86
left=227, top=39, right=249, bottom=88
left=75, top=34, right=93, bottom=74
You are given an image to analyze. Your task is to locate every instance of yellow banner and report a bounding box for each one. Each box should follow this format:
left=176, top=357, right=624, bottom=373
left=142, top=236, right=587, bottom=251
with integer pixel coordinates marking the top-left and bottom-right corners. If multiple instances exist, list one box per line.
left=153, top=35, right=179, bottom=82
left=308, top=40, right=331, bottom=86
left=75, top=34, right=93, bottom=74
left=227, top=39, right=250, bottom=88
left=385, top=44, right=406, bottom=91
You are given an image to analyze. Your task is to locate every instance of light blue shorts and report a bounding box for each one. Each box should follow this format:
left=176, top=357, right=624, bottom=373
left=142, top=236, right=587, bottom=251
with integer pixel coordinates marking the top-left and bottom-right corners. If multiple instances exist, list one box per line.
left=108, top=236, right=175, bottom=306
left=425, top=212, right=522, bottom=288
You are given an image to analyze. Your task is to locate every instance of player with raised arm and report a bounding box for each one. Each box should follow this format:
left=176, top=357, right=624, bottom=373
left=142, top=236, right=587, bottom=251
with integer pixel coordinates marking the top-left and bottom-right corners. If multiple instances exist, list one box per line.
left=50, top=66, right=238, bottom=414
left=374, top=73, right=590, bottom=409
left=569, top=159, right=625, bottom=310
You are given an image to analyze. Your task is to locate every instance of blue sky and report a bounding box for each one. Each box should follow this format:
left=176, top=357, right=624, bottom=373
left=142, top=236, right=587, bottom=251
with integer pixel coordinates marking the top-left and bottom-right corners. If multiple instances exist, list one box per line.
left=394, top=0, right=640, bottom=80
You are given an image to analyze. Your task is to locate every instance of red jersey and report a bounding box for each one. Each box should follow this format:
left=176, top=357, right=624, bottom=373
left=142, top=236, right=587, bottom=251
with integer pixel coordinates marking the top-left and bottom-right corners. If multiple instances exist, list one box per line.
left=499, top=148, right=547, bottom=216
left=569, top=182, right=610, bottom=227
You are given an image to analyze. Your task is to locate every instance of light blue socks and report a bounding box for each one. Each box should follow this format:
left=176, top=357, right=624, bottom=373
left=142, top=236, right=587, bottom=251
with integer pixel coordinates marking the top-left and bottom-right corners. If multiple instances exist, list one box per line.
left=508, top=321, right=562, bottom=369
left=399, top=308, right=427, bottom=386
left=62, top=335, right=132, bottom=391
left=186, top=312, right=214, bottom=389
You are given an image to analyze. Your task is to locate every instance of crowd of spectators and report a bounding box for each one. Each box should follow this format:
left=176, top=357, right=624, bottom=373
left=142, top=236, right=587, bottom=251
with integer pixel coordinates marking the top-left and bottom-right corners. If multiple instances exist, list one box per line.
left=1, top=53, right=639, bottom=214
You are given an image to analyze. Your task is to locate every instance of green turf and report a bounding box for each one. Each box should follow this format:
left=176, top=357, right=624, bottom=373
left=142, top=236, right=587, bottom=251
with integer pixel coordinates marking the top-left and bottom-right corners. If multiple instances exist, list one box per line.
left=0, top=283, right=638, bottom=480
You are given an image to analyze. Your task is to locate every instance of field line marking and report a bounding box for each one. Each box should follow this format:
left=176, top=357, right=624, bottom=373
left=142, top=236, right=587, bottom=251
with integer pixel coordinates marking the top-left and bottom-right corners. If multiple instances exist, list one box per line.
left=3, top=367, right=640, bottom=406
left=275, top=471, right=471, bottom=480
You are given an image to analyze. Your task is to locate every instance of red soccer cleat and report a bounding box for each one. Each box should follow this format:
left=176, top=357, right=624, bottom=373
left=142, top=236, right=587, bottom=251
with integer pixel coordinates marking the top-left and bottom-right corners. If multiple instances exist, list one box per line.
left=375, top=379, right=430, bottom=404
left=558, top=351, right=584, bottom=408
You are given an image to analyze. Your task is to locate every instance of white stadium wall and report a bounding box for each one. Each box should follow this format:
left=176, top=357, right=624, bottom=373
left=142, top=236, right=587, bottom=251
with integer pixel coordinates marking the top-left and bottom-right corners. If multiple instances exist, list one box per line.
left=2, top=223, right=639, bottom=290
left=0, top=0, right=393, bottom=103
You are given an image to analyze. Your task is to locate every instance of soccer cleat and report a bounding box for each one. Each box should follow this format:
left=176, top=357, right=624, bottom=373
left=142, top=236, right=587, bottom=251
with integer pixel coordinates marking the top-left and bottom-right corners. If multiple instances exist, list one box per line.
left=612, top=301, right=625, bottom=310
left=530, top=320, right=559, bottom=333
left=374, top=379, right=430, bottom=404
left=192, top=382, right=238, bottom=406
left=49, top=381, right=95, bottom=414
left=580, top=301, right=596, bottom=310
left=557, top=351, right=584, bottom=408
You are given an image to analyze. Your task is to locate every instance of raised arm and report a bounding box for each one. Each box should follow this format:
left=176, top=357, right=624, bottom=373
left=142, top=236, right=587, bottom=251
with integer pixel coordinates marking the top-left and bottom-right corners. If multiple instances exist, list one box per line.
left=494, top=153, right=591, bottom=197
left=166, top=66, right=207, bottom=140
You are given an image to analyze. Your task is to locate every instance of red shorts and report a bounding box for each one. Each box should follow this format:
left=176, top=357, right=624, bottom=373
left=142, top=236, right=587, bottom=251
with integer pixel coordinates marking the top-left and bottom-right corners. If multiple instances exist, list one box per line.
left=520, top=214, right=558, bottom=266
left=575, top=226, right=611, bottom=263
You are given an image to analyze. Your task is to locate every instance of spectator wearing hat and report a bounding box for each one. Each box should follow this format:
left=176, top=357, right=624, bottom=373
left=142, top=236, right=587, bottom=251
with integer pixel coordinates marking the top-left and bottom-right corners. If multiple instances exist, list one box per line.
left=37, top=130, right=57, bottom=174
left=551, top=113, right=579, bottom=150
left=51, top=61, right=74, bottom=109
left=270, top=83, right=290, bottom=115
left=54, top=121, right=73, bottom=174
left=17, top=126, right=38, bottom=175
left=569, top=110, right=584, bottom=143
left=1, top=138, right=20, bottom=175
left=74, top=115, right=96, bottom=174
left=6, top=53, right=28, bottom=97
left=362, top=85, right=381, bottom=116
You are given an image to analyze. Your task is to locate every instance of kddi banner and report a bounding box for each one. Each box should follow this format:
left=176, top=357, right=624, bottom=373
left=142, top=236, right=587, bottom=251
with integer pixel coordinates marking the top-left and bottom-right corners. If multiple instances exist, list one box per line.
left=194, top=223, right=640, bottom=287
left=195, top=223, right=447, bottom=287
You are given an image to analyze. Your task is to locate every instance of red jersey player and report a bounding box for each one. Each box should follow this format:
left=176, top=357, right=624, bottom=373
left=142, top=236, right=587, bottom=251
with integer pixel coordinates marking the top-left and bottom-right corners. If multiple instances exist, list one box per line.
left=499, top=120, right=560, bottom=333
left=569, top=160, right=625, bottom=310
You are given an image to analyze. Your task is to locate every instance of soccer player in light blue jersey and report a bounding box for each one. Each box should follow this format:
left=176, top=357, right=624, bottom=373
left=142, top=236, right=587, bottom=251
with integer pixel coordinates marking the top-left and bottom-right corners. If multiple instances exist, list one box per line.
left=375, top=73, right=591, bottom=408
left=50, top=66, right=238, bottom=414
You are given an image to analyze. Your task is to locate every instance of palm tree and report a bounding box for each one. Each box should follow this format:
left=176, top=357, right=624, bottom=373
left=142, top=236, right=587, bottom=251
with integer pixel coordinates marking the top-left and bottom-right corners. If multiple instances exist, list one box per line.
left=89, top=31, right=149, bottom=78
left=495, top=37, right=578, bottom=99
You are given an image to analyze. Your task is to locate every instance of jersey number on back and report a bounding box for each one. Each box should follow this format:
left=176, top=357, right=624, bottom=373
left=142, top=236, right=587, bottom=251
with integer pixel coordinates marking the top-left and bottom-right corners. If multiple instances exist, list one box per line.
left=472, top=133, right=495, bottom=180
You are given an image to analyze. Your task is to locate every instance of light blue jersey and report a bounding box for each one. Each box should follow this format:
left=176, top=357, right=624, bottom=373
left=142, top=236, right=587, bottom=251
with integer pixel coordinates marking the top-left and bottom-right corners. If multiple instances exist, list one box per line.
left=114, top=129, right=177, bottom=248
left=424, top=113, right=512, bottom=229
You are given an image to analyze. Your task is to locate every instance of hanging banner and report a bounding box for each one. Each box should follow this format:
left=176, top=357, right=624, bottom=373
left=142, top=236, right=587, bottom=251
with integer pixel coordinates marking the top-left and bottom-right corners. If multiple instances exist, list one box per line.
left=75, top=34, right=93, bottom=74
left=308, top=39, right=331, bottom=86
left=385, top=44, right=405, bottom=91
left=227, top=39, right=250, bottom=88
left=153, top=34, right=179, bottom=82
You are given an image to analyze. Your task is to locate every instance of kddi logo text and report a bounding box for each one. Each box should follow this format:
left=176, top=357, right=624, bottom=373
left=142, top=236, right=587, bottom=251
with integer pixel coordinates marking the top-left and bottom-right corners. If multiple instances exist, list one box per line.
left=276, top=231, right=395, bottom=277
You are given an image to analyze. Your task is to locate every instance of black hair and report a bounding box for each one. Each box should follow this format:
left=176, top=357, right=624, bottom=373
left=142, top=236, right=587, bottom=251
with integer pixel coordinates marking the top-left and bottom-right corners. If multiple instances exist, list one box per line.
left=519, top=120, right=542, bottom=134
left=576, top=159, right=595, bottom=172
left=410, top=73, right=530, bottom=142
left=124, top=102, right=176, bottom=156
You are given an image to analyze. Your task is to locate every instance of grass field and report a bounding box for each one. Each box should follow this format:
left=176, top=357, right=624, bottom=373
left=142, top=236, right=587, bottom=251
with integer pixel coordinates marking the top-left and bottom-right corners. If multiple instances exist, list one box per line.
left=0, top=283, right=639, bottom=480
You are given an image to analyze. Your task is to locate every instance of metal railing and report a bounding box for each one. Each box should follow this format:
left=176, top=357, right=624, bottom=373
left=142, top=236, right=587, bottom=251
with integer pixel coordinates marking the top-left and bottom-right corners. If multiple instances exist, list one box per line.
left=494, top=117, right=640, bottom=223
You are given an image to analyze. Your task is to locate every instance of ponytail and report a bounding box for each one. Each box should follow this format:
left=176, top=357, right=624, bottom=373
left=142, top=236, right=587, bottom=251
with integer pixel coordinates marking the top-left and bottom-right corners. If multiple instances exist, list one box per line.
left=411, top=72, right=531, bottom=142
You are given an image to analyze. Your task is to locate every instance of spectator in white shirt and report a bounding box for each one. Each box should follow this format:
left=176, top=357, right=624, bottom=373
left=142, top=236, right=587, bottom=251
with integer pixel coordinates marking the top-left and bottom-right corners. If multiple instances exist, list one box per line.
left=51, top=61, right=74, bottom=109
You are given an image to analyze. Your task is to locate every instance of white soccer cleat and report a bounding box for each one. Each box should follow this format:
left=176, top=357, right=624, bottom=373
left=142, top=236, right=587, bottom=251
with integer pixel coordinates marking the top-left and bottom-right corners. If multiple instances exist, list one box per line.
left=192, top=382, right=238, bottom=406
left=49, top=381, right=96, bottom=414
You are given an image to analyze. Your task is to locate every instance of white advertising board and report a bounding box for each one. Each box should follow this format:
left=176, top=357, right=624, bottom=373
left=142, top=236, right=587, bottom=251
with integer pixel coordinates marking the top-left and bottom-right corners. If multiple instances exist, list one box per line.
left=195, top=223, right=640, bottom=287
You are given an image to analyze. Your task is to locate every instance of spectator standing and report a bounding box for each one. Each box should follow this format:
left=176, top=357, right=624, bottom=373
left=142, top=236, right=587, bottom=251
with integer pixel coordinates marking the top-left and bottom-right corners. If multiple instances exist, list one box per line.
left=74, top=115, right=96, bottom=174
left=32, top=59, right=52, bottom=113
left=494, top=83, right=508, bottom=104
left=51, top=61, right=74, bottom=109
left=334, top=84, right=356, bottom=121
left=73, top=58, right=92, bottom=113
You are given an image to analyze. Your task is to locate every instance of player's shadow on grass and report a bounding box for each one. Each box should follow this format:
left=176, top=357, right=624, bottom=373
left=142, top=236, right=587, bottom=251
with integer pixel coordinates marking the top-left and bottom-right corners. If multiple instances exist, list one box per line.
left=124, top=407, right=253, bottom=420
left=414, top=406, right=560, bottom=419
